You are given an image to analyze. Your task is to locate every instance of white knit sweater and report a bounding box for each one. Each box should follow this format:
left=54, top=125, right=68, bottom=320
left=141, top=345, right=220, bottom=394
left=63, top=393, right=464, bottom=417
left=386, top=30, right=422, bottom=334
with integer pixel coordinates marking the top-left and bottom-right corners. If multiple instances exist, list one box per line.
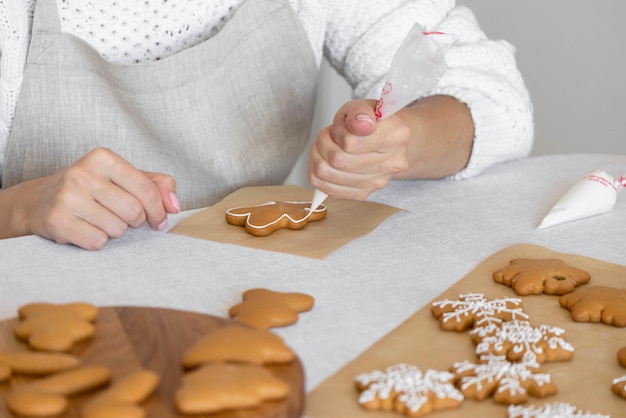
left=0, top=0, right=533, bottom=181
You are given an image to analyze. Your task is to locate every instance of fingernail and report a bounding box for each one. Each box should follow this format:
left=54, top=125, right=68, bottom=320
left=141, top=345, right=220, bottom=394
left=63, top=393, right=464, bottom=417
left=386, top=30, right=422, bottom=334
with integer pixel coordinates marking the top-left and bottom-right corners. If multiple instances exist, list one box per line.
left=356, top=114, right=375, bottom=126
left=169, top=192, right=181, bottom=212
left=157, top=218, right=168, bottom=231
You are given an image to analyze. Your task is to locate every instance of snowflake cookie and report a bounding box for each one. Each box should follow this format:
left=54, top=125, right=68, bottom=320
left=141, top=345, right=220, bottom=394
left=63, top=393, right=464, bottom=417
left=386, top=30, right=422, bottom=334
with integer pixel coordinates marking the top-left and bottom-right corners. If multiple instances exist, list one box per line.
left=469, top=320, right=574, bottom=363
left=451, top=354, right=557, bottom=405
left=354, top=363, right=463, bottom=417
left=612, top=375, right=626, bottom=399
left=507, top=402, right=609, bottom=418
left=559, top=286, right=626, bottom=328
left=493, top=258, right=591, bottom=296
left=431, top=293, right=529, bottom=332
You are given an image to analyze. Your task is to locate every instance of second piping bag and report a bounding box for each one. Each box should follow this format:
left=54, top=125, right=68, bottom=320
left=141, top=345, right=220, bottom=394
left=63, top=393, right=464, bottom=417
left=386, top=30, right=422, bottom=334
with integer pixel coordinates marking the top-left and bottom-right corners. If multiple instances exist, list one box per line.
left=310, top=22, right=455, bottom=212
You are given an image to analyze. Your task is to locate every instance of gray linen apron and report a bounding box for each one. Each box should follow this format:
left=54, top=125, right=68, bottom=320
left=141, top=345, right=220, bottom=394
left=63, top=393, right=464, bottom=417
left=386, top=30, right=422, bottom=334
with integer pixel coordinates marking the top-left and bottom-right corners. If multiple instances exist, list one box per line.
left=4, top=0, right=318, bottom=210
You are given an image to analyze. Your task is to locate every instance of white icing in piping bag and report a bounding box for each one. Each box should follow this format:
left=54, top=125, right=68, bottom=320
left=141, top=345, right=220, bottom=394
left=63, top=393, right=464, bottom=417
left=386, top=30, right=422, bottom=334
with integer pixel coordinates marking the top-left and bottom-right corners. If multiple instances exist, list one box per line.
left=538, top=169, right=625, bottom=229
left=309, top=24, right=453, bottom=213
left=310, top=189, right=328, bottom=215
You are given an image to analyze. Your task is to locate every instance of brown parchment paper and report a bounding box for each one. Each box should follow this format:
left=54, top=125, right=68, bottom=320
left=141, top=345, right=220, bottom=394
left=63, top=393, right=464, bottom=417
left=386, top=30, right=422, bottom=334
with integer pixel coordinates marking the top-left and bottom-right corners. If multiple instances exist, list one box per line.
left=305, top=243, right=626, bottom=417
left=168, top=185, right=401, bottom=259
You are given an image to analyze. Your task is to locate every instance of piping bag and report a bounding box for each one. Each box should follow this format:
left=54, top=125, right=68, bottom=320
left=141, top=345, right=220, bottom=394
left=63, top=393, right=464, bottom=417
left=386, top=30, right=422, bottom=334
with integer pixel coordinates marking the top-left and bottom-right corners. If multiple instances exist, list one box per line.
left=538, top=169, right=626, bottom=229
left=310, top=23, right=454, bottom=212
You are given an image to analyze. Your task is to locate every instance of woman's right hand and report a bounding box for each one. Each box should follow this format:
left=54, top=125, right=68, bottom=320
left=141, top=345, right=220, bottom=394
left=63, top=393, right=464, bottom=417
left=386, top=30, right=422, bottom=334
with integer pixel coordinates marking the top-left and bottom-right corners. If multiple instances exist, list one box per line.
left=0, top=147, right=179, bottom=250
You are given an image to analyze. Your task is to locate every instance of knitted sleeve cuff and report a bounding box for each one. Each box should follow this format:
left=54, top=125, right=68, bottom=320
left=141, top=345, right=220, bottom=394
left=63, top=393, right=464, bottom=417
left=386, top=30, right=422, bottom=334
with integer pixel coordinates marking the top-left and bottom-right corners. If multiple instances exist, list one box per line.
left=432, top=79, right=534, bottom=180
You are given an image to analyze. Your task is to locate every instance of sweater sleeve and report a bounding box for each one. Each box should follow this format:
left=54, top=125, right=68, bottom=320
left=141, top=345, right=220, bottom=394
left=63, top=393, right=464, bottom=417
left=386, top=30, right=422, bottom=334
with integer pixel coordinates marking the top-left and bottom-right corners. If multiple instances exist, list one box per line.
left=324, top=1, right=533, bottom=179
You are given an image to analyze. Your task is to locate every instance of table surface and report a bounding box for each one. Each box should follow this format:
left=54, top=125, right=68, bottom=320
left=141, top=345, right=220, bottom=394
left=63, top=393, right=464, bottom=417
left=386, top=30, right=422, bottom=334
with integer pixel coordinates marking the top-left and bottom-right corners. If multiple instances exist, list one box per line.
left=1, top=153, right=625, bottom=394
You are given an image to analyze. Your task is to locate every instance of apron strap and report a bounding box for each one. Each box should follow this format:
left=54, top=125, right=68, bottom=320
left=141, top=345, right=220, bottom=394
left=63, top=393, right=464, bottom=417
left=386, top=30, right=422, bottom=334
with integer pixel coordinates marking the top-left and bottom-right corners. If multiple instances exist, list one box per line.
left=32, top=0, right=62, bottom=35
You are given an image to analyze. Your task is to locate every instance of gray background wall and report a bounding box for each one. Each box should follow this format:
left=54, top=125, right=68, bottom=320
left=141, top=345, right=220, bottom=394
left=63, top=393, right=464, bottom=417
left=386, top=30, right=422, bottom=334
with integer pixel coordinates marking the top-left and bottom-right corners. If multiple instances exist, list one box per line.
left=286, top=1, right=625, bottom=187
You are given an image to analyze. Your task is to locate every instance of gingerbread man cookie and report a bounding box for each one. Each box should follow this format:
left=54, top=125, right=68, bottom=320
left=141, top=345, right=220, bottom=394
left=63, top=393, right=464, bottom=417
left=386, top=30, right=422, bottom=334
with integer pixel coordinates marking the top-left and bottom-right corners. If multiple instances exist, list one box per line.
left=14, top=302, right=99, bottom=351
left=175, top=363, right=289, bottom=414
left=228, top=288, right=315, bottom=329
left=225, top=201, right=327, bottom=237
left=559, top=286, right=626, bottom=327
left=182, top=326, right=295, bottom=369
left=493, top=258, right=591, bottom=296
left=354, top=363, right=463, bottom=417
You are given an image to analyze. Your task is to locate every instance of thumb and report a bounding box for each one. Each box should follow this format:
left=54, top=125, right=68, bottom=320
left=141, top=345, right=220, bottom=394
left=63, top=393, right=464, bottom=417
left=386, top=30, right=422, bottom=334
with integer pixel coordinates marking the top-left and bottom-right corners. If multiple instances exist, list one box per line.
left=344, top=100, right=378, bottom=137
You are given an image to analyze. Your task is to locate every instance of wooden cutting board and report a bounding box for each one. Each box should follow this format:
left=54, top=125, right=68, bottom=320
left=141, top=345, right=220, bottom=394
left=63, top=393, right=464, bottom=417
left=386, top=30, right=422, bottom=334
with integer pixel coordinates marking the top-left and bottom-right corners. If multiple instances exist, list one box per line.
left=0, top=306, right=304, bottom=418
left=306, top=244, right=626, bottom=417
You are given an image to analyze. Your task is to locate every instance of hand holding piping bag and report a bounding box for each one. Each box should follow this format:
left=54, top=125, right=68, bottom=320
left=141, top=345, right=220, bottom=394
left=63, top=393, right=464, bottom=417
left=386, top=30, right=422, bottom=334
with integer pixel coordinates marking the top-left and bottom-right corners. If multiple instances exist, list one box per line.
left=309, top=23, right=454, bottom=212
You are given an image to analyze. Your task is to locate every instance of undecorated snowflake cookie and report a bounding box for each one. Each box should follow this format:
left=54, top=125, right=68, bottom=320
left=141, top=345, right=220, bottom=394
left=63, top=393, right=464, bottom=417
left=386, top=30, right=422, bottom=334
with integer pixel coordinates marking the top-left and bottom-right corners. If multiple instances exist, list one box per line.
left=354, top=363, right=463, bottom=417
left=493, top=258, right=591, bottom=296
left=469, top=320, right=574, bottom=363
left=451, top=354, right=557, bottom=405
left=559, top=286, right=626, bottom=327
left=507, top=402, right=609, bottom=418
left=431, top=293, right=529, bottom=332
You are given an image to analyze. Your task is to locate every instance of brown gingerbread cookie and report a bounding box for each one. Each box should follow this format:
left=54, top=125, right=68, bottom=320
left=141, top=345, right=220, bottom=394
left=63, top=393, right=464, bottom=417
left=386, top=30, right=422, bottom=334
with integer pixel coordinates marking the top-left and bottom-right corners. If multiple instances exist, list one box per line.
left=5, top=366, right=111, bottom=417
left=14, top=302, right=99, bottom=352
left=81, top=369, right=159, bottom=418
left=431, top=293, right=529, bottom=332
left=225, top=201, right=327, bottom=237
left=493, top=258, right=591, bottom=296
left=469, top=320, right=574, bottom=363
left=0, top=351, right=81, bottom=382
left=451, top=354, right=557, bottom=405
left=354, top=363, right=463, bottom=417
left=612, top=375, right=626, bottom=399
left=175, top=363, right=289, bottom=415
left=618, top=346, right=626, bottom=368
left=182, top=326, right=295, bottom=369
left=228, top=288, right=315, bottom=329
left=559, top=286, right=626, bottom=327
left=508, top=402, right=609, bottom=418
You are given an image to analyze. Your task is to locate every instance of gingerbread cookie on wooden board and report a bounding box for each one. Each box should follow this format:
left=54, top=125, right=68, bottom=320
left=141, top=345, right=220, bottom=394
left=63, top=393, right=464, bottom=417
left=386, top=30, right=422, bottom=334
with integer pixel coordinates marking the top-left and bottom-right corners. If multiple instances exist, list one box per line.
left=13, top=302, right=98, bottom=352
left=176, top=363, right=290, bottom=415
left=225, top=201, right=327, bottom=236
left=182, top=325, right=295, bottom=368
left=0, top=305, right=305, bottom=418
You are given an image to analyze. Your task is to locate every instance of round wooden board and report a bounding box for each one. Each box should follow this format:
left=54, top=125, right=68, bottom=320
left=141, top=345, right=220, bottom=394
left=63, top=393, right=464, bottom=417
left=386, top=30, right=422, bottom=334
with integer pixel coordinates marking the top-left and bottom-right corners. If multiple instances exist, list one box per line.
left=0, top=306, right=304, bottom=418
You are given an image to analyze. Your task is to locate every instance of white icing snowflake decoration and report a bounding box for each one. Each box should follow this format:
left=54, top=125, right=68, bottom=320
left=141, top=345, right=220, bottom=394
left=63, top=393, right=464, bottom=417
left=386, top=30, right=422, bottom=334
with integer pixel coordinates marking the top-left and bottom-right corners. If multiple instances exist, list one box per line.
left=355, top=363, right=463, bottom=416
left=451, top=354, right=556, bottom=404
left=470, top=320, right=574, bottom=363
left=508, top=402, right=609, bottom=418
left=431, top=293, right=529, bottom=331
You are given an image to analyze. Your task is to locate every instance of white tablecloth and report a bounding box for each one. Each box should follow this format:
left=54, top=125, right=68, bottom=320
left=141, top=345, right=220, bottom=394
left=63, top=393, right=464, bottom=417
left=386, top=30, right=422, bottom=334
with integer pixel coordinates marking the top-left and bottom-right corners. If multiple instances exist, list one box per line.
left=1, top=154, right=625, bottom=392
